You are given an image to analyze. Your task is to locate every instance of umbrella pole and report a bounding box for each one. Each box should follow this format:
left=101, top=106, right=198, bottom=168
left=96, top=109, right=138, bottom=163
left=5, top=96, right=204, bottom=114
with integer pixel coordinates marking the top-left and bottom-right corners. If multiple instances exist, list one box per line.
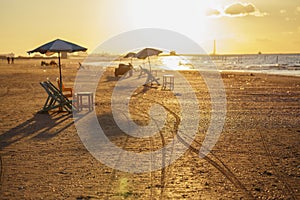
left=148, top=57, right=151, bottom=73
left=58, top=52, right=62, bottom=92
left=58, top=52, right=64, bottom=112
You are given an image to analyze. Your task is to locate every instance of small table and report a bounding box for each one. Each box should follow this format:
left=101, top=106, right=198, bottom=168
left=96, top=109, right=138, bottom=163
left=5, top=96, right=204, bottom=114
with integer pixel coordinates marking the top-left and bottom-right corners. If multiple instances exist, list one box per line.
left=162, top=75, right=174, bottom=90
left=76, top=92, right=94, bottom=111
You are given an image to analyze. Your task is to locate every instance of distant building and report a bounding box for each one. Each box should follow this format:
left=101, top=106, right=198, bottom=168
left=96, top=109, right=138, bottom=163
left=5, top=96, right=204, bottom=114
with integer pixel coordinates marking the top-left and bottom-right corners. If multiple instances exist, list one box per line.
left=75, top=51, right=88, bottom=57
left=61, top=52, right=68, bottom=59
left=170, top=50, right=176, bottom=56
left=212, top=40, right=216, bottom=55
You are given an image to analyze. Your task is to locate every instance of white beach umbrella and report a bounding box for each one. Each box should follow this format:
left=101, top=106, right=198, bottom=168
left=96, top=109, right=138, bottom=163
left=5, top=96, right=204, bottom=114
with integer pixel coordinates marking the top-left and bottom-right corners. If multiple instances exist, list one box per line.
left=135, top=48, right=162, bottom=73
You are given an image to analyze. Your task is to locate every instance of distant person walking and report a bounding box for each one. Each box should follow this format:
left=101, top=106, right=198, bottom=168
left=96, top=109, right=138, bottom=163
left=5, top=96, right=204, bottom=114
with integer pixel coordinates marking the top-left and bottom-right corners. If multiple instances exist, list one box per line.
left=11, top=57, right=14, bottom=64
left=6, top=57, right=10, bottom=64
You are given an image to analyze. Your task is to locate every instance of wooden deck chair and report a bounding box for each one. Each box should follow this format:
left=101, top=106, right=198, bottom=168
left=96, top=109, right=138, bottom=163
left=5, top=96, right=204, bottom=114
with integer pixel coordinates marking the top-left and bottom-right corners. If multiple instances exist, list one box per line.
left=138, top=65, right=146, bottom=78
left=56, top=78, right=73, bottom=98
left=140, top=67, right=160, bottom=86
left=39, top=81, right=76, bottom=113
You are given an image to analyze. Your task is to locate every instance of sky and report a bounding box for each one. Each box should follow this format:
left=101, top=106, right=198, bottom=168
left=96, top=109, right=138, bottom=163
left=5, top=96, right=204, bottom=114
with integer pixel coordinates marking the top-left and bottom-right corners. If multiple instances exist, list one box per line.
left=0, top=0, right=299, bottom=56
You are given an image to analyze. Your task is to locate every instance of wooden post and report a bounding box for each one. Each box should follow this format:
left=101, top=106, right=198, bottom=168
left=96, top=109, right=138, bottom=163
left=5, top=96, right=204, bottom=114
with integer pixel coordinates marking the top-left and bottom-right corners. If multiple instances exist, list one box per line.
left=58, top=52, right=62, bottom=92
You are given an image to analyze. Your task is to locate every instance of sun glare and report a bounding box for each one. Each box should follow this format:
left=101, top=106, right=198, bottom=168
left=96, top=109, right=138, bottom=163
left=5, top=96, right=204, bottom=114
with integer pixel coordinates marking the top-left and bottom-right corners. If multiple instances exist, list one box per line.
left=122, top=1, right=210, bottom=29
left=119, top=0, right=220, bottom=52
left=160, top=55, right=194, bottom=70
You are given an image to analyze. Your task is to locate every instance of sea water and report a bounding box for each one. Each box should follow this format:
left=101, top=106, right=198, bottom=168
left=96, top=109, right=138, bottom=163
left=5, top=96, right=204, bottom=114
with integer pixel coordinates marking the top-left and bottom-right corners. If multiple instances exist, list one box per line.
left=191, top=54, right=300, bottom=77
left=83, top=54, right=300, bottom=77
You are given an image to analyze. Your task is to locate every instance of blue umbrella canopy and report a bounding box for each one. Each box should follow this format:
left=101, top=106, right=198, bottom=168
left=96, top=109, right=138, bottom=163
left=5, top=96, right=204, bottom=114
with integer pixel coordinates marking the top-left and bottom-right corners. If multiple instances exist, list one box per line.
left=27, top=39, right=87, bottom=54
left=28, top=39, right=87, bottom=91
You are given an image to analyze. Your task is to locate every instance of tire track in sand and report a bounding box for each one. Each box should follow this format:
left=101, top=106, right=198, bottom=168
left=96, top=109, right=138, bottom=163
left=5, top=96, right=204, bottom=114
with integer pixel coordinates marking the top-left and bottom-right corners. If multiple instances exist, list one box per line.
left=102, top=91, right=254, bottom=199
left=150, top=99, right=255, bottom=199
left=134, top=106, right=170, bottom=200
left=258, top=130, right=297, bottom=200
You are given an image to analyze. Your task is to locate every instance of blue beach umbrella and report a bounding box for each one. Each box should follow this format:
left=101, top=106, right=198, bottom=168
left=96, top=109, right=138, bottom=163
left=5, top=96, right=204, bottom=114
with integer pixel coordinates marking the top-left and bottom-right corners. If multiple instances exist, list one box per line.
left=28, top=39, right=87, bottom=91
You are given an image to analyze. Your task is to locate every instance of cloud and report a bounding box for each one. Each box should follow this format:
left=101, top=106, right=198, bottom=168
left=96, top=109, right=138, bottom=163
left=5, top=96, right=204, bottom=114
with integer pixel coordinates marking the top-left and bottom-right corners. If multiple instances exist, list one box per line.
left=206, top=8, right=221, bottom=16
left=224, top=2, right=267, bottom=17
left=280, top=9, right=287, bottom=14
left=206, top=2, right=267, bottom=18
left=225, top=3, right=254, bottom=15
left=285, top=17, right=297, bottom=21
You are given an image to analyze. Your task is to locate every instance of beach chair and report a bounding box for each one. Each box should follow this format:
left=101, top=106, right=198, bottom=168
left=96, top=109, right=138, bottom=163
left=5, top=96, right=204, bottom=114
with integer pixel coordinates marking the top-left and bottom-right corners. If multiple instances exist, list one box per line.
left=56, top=78, right=73, bottom=98
left=138, top=65, right=146, bottom=78
left=115, top=63, right=133, bottom=77
left=140, top=67, right=160, bottom=86
left=39, top=81, right=76, bottom=113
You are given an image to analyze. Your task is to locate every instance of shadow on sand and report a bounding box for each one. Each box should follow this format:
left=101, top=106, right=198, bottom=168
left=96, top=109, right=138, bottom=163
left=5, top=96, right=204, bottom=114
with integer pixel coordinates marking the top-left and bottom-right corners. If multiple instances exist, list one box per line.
left=0, top=112, right=74, bottom=151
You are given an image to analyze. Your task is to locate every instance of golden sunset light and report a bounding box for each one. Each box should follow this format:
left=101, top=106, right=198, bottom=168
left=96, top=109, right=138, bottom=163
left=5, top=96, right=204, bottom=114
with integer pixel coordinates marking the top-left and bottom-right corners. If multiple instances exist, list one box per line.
left=0, top=0, right=299, bottom=55
left=1, top=1, right=300, bottom=199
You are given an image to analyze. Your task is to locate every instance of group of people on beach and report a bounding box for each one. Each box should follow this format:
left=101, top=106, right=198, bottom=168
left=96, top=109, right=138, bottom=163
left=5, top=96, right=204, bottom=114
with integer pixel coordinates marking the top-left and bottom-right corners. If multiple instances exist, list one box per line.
left=7, top=57, right=14, bottom=64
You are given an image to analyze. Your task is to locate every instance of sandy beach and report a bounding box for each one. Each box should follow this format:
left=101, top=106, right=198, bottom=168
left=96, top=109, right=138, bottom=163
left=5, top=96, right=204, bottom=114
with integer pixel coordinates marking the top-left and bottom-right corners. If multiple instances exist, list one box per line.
left=0, top=59, right=299, bottom=199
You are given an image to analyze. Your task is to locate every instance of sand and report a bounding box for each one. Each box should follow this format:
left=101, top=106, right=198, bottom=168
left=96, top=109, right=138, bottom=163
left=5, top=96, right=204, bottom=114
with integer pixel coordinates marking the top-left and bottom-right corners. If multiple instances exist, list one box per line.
left=0, top=59, right=299, bottom=199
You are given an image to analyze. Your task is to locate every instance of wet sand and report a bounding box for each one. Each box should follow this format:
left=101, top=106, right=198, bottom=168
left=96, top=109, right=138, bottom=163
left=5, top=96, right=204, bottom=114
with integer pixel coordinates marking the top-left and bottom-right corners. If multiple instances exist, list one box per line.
left=0, top=59, right=299, bottom=199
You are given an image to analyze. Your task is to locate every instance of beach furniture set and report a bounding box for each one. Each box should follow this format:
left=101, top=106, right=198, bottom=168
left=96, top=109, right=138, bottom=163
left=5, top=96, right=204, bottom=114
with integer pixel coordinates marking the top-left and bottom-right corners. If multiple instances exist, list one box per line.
left=39, top=80, right=94, bottom=113
left=38, top=70, right=174, bottom=114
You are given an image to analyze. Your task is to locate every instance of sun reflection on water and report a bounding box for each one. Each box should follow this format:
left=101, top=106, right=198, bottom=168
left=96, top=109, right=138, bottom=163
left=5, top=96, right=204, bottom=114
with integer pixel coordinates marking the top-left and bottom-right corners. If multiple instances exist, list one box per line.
left=158, top=55, right=194, bottom=70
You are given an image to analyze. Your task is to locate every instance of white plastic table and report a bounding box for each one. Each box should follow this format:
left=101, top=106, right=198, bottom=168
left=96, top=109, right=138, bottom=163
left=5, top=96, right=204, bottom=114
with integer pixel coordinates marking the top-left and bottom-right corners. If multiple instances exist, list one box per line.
left=162, top=75, right=174, bottom=90
left=76, top=92, right=94, bottom=111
